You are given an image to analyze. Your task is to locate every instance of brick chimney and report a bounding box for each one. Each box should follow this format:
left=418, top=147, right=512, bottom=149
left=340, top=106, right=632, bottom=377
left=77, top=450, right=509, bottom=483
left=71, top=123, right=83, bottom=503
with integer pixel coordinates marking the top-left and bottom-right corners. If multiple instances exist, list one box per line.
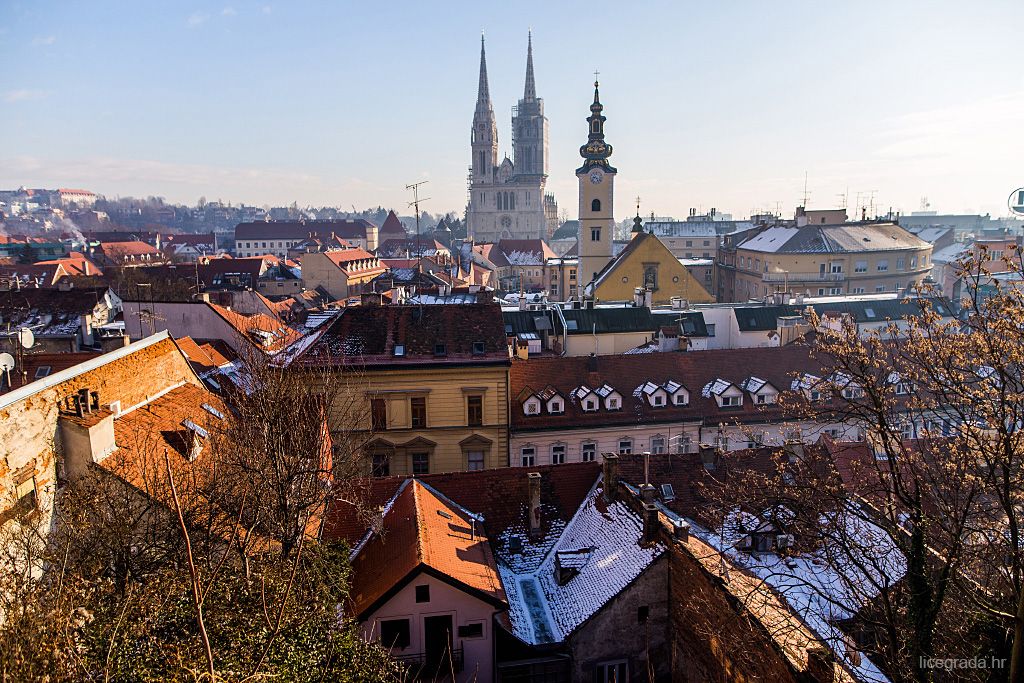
left=639, top=483, right=657, bottom=503
left=641, top=503, right=660, bottom=546
left=602, top=453, right=619, bottom=502
left=699, top=444, right=719, bottom=470
left=528, top=472, right=542, bottom=538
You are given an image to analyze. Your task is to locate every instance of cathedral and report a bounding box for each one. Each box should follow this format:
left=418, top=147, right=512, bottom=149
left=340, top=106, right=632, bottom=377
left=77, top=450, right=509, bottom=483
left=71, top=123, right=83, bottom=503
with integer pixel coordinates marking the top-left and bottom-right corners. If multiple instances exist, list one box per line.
left=466, top=34, right=558, bottom=243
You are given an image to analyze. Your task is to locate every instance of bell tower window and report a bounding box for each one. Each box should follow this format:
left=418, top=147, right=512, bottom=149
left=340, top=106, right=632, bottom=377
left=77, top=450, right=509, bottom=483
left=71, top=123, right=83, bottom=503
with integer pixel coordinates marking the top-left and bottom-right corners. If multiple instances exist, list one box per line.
left=591, top=199, right=601, bottom=212
left=591, top=228, right=601, bottom=241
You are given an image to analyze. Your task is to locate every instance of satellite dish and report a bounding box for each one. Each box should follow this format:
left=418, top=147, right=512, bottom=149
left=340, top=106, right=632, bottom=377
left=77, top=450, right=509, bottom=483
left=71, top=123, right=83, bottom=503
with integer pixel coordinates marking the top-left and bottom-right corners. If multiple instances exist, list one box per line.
left=0, top=353, right=14, bottom=372
left=1010, top=188, right=1024, bottom=217
left=17, top=328, right=34, bottom=350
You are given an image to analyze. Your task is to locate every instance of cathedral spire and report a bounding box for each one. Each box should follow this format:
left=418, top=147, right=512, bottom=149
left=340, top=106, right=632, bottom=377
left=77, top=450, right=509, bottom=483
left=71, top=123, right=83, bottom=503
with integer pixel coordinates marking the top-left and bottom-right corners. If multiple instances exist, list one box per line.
left=476, top=33, right=492, bottom=112
left=523, top=30, right=537, bottom=102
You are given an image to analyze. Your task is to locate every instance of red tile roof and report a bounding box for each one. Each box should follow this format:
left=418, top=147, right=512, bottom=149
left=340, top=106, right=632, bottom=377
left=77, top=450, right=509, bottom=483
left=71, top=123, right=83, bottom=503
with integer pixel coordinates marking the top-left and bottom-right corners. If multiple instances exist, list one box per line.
left=207, top=303, right=302, bottom=353
left=0, top=351, right=98, bottom=394
left=348, top=479, right=507, bottom=619
left=320, top=247, right=384, bottom=274
left=380, top=210, right=407, bottom=238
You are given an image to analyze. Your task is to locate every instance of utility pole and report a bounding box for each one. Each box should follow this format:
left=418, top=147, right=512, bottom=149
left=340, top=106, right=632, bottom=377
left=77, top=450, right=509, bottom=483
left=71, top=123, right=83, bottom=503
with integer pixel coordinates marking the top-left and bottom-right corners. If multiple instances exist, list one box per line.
left=406, top=181, right=430, bottom=260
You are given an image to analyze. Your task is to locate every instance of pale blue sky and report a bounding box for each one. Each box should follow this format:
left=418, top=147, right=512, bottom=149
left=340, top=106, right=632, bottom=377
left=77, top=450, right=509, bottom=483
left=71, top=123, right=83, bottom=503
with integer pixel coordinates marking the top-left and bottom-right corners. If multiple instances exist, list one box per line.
left=2, top=1, right=1021, bottom=219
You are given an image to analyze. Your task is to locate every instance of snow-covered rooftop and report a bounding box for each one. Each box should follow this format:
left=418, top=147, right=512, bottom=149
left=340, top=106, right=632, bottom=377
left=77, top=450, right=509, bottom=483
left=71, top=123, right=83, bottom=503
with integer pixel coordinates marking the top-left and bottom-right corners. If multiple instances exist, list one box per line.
left=498, top=483, right=663, bottom=645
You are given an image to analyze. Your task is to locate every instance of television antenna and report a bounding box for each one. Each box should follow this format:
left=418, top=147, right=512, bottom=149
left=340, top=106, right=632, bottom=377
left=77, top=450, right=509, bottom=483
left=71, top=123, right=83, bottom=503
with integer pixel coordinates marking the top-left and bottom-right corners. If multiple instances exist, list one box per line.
left=800, top=172, right=811, bottom=208
left=406, top=181, right=430, bottom=259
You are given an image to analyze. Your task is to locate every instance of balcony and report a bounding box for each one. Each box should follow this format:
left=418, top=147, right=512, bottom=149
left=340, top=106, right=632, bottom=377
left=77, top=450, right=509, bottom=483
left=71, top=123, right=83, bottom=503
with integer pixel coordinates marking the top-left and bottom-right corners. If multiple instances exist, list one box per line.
left=394, top=647, right=464, bottom=679
left=762, top=272, right=845, bottom=283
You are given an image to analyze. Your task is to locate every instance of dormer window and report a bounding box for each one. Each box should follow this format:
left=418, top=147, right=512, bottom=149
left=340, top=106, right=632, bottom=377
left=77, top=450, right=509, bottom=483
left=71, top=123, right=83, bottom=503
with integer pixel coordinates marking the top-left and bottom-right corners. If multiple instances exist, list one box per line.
left=721, top=395, right=741, bottom=408
left=607, top=397, right=620, bottom=410
left=653, top=394, right=665, bottom=407
left=584, top=399, right=597, bottom=412
left=524, top=398, right=541, bottom=415
left=394, top=344, right=406, bottom=357
left=547, top=398, right=564, bottom=414
left=895, top=382, right=912, bottom=396
left=673, top=392, right=689, bottom=406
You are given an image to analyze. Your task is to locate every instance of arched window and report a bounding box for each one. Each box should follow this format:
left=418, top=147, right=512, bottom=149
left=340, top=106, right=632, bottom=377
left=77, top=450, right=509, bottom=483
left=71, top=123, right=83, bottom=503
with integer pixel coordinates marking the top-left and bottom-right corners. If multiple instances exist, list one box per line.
left=591, top=198, right=601, bottom=212
left=592, top=120, right=600, bottom=133
left=510, top=193, right=516, bottom=210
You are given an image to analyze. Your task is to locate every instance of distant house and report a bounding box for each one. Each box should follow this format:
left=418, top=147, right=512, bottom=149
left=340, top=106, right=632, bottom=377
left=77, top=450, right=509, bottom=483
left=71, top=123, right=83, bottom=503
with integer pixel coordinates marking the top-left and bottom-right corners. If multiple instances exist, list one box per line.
left=234, top=219, right=380, bottom=257
left=0, top=286, right=121, bottom=354
left=379, top=210, right=408, bottom=243
left=94, top=240, right=164, bottom=267
left=589, top=229, right=714, bottom=305
left=300, top=248, right=386, bottom=300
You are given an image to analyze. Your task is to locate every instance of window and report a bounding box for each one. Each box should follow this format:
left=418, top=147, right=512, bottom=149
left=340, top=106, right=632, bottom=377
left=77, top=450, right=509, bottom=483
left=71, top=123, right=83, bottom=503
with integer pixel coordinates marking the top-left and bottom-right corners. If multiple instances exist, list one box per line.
left=597, top=661, right=628, bottom=683
left=875, top=285, right=886, bottom=292
left=685, top=240, right=692, bottom=248
left=607, top=397, right=620, bottom=410
left=548, top=399, right=564, bottom=414
left=434, top=343, right=447, bottom=356
left=551, top=444, right=566, bottom=464
left=467, top=395, right=483, bottom=426
left=521, top=447, right=536, bottom=467
left=830, top=262, right=843, bottom=273
left=592, top=198, right=601, bottom=212
left=637, top=605, right=649, bottom=623
left=854, top=260, right=867, bottom=272
left=14, top=474, right=37, bottom=513
left=706, top=323, right=716, bottom=337
left=651, top=437, right=666, bottom=454
left=618, top=439, right=633, bottom=455
left=652, top=394, right=665, bottom=407
left=896, top=257, right=905, bottom=270
left=582, top=443, right=596, bottom=462
left=472, top=341, right=486, bottom=355
left=412, top=452, right=429, bottom=475
left=830, top=287, right=842, bottom=295
left=371, top=453, right=390, bottom=477
left=895, top=382, right=912, bottom=396
left=674, top=392, right=688, bottom=406
left=34, top=366, right=51, bottom=379
left=410, top=397, right=427, bottom=428
left=591, top=227, right=601, bottom=241
left=415, top=585, right=430, bottom=603
left=583, top=398, right=597, bottom=412
left=643, top=266, right=658, bottom=290
left=721, top=395, right=741, bottom=407
left=467, top=451, right=485, bottom=471
left=458, top=622, right=484, bottom=639
left=877, top=260, right=889, bottom=272
left=852, top=287, right=865, bottom=294
left=380, top=619, right=411, bottom=649
left=370, top=398, right=387, bottom=431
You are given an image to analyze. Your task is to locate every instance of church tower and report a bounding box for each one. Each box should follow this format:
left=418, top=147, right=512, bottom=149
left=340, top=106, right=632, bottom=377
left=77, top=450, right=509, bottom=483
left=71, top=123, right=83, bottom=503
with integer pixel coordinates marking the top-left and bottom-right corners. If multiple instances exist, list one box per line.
left=471, top=35, right=498, bottom=182
left=512, top=31, right=548, bottom=179
left=577, top=80, right=616, bottom=288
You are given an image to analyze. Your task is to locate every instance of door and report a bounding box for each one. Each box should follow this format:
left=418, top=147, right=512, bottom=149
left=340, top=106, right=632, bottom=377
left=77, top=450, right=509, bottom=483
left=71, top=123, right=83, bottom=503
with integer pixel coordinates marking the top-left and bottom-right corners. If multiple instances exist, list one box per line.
left=423, top=614, right=454, bottom=679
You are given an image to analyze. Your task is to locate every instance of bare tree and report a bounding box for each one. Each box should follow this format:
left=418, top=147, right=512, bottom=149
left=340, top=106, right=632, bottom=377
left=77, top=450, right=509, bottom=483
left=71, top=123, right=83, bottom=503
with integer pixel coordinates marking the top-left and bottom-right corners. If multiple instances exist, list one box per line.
left=703, top=247, right=1024, bottom=682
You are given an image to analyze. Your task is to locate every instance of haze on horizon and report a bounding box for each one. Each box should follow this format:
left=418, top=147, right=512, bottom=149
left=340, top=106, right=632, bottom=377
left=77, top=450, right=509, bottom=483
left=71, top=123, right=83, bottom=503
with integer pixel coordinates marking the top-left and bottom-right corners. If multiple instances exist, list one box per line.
left=1, top=0, right=1021, bottom=220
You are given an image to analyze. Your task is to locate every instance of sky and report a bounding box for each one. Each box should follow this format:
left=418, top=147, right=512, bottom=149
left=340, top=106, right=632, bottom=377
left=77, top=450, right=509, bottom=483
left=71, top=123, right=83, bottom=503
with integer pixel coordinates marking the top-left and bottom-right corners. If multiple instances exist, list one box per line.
left=2, top=0, right=1022, bottom=220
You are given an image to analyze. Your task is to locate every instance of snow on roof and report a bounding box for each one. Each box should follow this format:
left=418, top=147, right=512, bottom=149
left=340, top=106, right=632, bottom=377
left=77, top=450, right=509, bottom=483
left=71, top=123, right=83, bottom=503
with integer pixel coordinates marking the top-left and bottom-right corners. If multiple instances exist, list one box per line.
left=740, top=226, right=800, bottom=253
left=595, top=383, right=618, bottom=398
left=498, top=483, right=663, bottom=645
left=791, top=373, right=822, bottom=391
left=701, top=378, right=733, bottom=397
left=662, top=379, right=682, bottom=394
left=635, top=381, right=661, bottom=397
left=689, top=508, right=904, bottom=683
left=739, top=376, right=769, bottom=393
left=505, top=249, right=544, bottom=266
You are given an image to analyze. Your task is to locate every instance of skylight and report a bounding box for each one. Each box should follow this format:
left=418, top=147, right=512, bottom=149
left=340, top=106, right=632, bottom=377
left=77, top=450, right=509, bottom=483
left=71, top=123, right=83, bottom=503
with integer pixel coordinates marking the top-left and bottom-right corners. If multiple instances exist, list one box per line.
left=201, top=403, right=224, bottom=420
left=182, top=418, right=209, bottom=439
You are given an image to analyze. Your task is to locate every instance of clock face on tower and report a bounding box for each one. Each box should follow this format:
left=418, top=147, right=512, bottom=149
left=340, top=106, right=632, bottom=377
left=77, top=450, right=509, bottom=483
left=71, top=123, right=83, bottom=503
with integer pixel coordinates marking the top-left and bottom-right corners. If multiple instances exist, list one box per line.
left=589, top=170, right=603, bottom=185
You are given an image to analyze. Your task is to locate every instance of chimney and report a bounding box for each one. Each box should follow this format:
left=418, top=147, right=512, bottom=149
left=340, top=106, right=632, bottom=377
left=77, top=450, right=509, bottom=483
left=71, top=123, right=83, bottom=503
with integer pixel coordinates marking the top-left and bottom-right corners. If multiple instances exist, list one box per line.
left=59, top=406, right=117, bottom=480
left=699, top=444, right=718, bottom=471
left=641, top=503, right=660, bottom=545
left=639, top=483, right=657, bottom=503
left=784, top=440, right=804, bottom=464
left=587, top=353, right=598, bottom=372
left=673, top=518, right=690, bottom=542
left=633, top=287, right=644, bottom=307
left=602, top=453, right=619, bottom=502
left=528, top=472, right=542, bottom=537
left=643, top=288, right=653, bottom=308
left=805, top=646, right=836, bottom=683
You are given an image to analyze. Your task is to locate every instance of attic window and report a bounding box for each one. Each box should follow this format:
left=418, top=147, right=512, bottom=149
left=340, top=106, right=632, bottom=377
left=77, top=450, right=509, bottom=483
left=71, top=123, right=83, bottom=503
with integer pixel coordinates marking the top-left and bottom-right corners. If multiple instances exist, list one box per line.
left=864, top=308, right=876, bottom=318
left=34, top=366, right=51, bottom=379
left=674, top=393, right=688, bottom=406
left=607, top=397, right=620, bottom=410
left=433, top=343, right=447, bottom=357
left=394, top=345, right=406, bottom=357
left=472, top=341, right=486, bottom=355
left=201, top=403, right=225, bottom=420
left=583, top=399, right=597, bottom=412
left=660, top=483, right=676, bottom=501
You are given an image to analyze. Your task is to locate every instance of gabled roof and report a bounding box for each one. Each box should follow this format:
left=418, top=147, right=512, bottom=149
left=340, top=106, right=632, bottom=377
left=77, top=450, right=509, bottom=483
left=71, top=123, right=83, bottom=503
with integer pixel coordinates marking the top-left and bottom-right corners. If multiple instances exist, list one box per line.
left=379, top=210, right=408, bottom=237
left=207, top=303, right=302, bottom=354
left=348, top=479, right=506, bottom=620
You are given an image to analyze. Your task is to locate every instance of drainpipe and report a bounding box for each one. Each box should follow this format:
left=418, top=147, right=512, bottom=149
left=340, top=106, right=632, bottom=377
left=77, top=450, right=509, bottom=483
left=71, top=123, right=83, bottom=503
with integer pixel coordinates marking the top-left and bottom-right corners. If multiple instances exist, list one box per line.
left=553, top=304, right=569, bottom=356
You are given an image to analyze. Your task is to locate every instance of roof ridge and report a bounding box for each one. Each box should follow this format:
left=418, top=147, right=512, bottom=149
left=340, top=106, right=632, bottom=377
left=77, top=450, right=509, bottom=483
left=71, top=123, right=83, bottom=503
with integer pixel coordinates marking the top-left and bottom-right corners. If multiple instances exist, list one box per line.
left=412, top=479, right=426, bottom=564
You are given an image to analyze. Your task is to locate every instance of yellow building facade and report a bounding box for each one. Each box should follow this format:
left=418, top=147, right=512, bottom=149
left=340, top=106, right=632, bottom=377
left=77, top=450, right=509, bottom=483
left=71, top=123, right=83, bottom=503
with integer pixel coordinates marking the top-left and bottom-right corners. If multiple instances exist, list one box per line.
left=590, top=229, right=715, bottom=304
